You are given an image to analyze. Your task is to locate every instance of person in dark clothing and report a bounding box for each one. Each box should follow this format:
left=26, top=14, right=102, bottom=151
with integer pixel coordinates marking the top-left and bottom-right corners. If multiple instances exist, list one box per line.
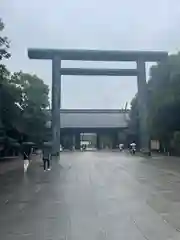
left=42, top=146, right=51, bottom=171
left=23, top=146, right=31, bottom=160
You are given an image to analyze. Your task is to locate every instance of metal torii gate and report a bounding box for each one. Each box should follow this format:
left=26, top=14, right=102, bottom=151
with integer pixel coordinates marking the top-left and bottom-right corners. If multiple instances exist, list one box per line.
left=28, top=49, right=168, bottom=155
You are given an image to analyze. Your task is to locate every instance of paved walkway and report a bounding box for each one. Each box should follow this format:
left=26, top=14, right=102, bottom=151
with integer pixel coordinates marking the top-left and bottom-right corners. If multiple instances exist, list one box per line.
left=0, top=157, right=23, bottom=175
left=0, top=153, right=40, bottom=175
left=1, top=152, right=180, bottom=239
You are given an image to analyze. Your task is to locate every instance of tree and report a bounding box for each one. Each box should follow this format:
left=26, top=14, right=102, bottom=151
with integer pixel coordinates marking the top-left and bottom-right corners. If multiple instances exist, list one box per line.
left=10, top=72, right=50, bottom=144
left=0, top=65, right=24, bottom=156
left=0, top=18, right=13, bottom=128
left=148, top=54, right=180, bottom=145
left=0, top=18, right=10, bottom=60
left=129, top=53, right=180, bottom=153
left=0, top=18, right=49, bottom=149
left=128, top=96, right=139, bottom=134
left=127, top=95, right=139, bottom=145
left=0, top=18, right=13, bottom=156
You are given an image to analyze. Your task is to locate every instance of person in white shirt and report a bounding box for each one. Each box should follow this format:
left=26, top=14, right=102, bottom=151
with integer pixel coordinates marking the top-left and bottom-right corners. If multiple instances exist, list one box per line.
left=130, top=142, right=136, bottom=149
left=130, top=141, right=136, bottom=154
left=119, top=143, right=124, bottom=151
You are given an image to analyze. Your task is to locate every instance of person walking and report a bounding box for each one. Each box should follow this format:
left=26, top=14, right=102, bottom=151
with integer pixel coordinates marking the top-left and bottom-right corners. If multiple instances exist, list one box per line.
left=130, top=141, right=136, bottom=154
left=23, top=145, right=31, bottom=172
left=119, top=143, right=124, bottom=152
left=42, top=145, right=51, bottom=171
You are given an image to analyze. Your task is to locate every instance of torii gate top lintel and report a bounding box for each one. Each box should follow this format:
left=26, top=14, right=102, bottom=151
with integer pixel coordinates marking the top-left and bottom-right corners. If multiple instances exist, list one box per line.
left=28, top=48, right=168, bottom=62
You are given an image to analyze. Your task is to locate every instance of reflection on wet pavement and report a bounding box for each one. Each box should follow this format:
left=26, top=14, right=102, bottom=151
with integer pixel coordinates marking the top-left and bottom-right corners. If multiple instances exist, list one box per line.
left=1, top=152, right=180, bottom=239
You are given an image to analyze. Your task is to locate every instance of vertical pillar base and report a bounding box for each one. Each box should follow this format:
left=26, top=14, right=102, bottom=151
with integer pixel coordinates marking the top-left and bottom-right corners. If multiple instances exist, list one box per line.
left=112, top=131, right=118, bottom=149
left=72, top=134, right=76, bottom=151
left=75, top=133, right=80, bottom=150
left=96, top=133, right=100, bottom=150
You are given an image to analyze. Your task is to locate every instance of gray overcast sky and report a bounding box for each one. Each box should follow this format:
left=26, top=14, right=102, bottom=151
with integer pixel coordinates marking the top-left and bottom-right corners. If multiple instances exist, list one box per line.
left=1, top=0, right=180, bottom=109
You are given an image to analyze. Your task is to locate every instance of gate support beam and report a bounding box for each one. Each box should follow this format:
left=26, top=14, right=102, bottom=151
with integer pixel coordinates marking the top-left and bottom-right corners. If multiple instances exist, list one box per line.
left=52, top=55, right=61, bottom=155
left=137, top=59, right=150, bottom=154
left=60, top=68, right=138, bottom=76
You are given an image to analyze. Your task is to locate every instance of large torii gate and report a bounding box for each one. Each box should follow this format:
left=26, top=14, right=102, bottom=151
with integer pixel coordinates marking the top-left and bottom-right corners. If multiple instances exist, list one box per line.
left=28, top=49, right=168, bottom=155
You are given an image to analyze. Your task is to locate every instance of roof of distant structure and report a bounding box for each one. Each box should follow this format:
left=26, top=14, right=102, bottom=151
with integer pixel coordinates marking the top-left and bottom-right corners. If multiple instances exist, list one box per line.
left=57, top=109, right=129, bottom=129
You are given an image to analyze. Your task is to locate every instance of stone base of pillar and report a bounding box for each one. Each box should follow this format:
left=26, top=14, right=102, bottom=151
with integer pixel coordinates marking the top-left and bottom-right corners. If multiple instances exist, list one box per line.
left=112, top=132, right=118, bottom=149
left=96, top=134, right=100, bottom=150
left=75, top=133, right=80, bottom=150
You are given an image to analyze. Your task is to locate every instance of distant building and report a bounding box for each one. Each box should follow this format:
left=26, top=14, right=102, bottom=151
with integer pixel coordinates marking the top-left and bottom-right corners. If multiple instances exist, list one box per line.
left=46, top=109, right=130, bottom=150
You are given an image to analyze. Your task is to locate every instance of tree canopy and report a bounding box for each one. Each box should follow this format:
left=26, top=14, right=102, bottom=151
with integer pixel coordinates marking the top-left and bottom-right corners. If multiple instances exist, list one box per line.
left=1, top=71, right=50, bottom=144
left=0, top=18, right=50, bottom=149
left=10, top=72, right=49, bottom=144
left=0, top=18, right=10, bottom=60
left=129, top=53, right=180, bottom=153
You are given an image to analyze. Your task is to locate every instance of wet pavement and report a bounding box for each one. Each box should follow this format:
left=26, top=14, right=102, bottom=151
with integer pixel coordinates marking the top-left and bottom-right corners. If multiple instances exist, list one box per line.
left=1, top=152, right=180, bottom=239
left=0, top=156, right=23, bottom=175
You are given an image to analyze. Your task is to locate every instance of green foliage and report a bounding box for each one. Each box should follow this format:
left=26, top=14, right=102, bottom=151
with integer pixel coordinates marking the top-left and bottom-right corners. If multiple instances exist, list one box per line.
left=129, top=53, right=180, bottom=152
left=128, top=95, right=139, bottom=135
left=0, top=18, right=50, bottom=156
left=8, top=72, right=50, bottom=144
left=0, top=66, right=49, bottom=145
left=0, top=18, right=10, bottom=60
left=10, top=72, right=49, bottom=109
left=0, top=64, right=10, bottom=81
left=0, top=64, right=21, bottom=130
